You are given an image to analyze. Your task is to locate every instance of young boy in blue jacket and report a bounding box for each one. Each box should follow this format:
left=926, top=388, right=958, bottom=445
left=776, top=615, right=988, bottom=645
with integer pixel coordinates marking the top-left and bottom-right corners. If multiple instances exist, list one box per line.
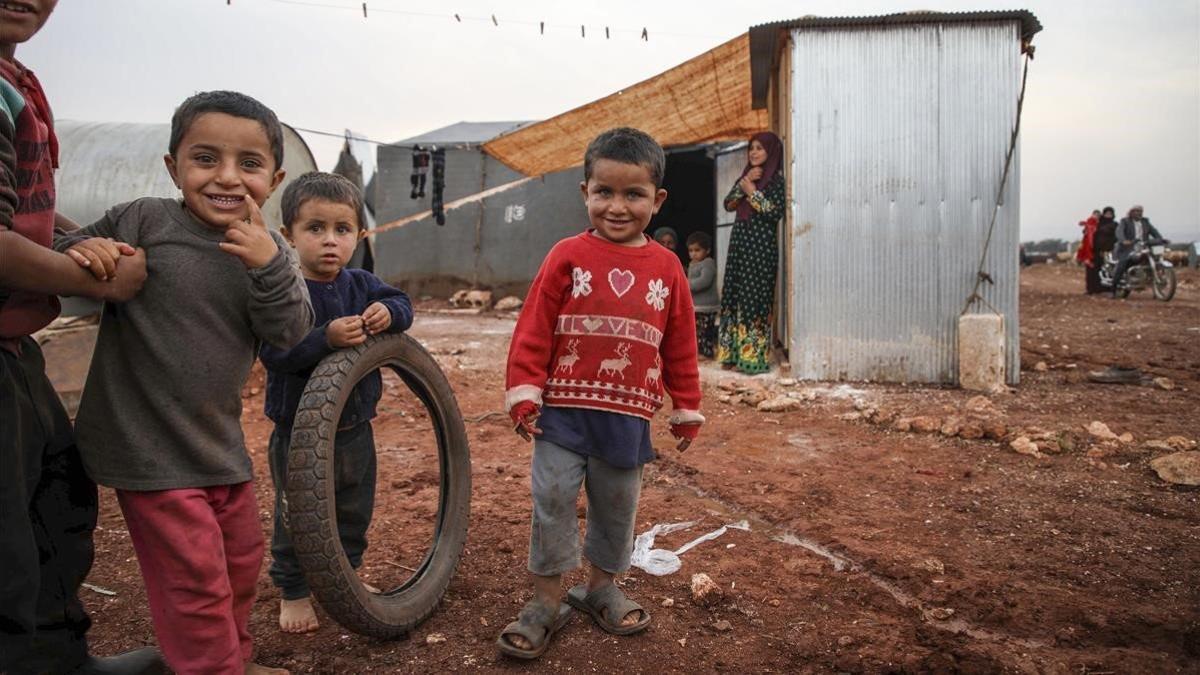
left=259, top=172, right=413, bottom=633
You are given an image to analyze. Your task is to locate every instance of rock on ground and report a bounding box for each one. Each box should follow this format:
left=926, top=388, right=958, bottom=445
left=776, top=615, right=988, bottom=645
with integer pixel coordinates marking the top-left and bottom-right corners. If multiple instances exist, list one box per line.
left=1087, top=421, right=1119, bottom=441
left=1010, top=436, right=1044, bottom=458
left=494, top=296, right=523, bottom=311
left=1149, top=451, right=1200, bottom=486
left=690, top=573, right=723, bottom=607
left=758, top=396, right=802, bottom=413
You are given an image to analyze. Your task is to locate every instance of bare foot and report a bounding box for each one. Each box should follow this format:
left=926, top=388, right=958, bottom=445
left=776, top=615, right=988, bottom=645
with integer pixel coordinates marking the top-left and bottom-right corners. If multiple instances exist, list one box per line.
left=279, top=597, right=319, bottom=633
left=245, top=663, right=290, bottom=675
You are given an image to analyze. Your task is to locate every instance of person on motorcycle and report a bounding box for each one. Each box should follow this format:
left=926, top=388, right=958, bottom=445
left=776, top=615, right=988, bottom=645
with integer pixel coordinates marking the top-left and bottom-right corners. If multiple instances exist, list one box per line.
left=1111, top=205, right=1163, bottom=298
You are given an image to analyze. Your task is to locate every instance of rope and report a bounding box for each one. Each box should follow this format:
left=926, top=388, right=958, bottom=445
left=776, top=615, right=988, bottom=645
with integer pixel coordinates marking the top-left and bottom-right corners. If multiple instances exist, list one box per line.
left=961, top=52, right=1032, bottom=317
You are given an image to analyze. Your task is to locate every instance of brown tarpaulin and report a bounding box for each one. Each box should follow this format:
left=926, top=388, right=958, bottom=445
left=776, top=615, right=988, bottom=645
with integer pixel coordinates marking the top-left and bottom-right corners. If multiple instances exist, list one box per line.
left=482, top=33, right=768, bottom=177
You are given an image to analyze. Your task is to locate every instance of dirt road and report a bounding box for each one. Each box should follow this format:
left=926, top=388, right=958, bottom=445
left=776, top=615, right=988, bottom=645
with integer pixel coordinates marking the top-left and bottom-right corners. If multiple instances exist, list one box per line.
left=78, top=264, right=1199, bottom=673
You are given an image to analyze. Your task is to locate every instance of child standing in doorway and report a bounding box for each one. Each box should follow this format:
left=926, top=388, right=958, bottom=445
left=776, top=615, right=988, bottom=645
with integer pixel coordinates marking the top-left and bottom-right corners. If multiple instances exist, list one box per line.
left=498, top=127, right=704, bottom=659
left=686, top=231, right=718, bottom=358
left=259, top=172, right=413, bottom=633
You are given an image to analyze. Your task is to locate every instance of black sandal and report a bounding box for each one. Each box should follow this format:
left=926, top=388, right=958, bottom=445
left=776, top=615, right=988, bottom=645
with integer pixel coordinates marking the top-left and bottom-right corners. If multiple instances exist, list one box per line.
left=496, top=600, right=572, bottom=659
left=566, top=583, right=651, bottom=635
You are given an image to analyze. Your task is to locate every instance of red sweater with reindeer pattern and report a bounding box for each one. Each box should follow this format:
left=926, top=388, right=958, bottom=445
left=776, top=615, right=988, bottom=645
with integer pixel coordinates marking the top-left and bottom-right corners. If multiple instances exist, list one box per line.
left=505, top=230, right=703, bottom=424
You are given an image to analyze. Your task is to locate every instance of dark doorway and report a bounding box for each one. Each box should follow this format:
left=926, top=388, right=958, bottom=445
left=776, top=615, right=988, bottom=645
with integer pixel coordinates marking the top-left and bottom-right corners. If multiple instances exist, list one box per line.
left=652, top=147, right=716, bottom=268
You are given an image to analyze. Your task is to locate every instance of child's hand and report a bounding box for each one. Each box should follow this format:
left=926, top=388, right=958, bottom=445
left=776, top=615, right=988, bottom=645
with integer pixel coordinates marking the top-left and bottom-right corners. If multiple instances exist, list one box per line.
left=362, top=302, right=392, bottom=335
left=670, top=421, right=701, bottom=451
left=218, top=196, right=279, bottom=269
left=66, top=237, right=136, bottom=281
left=509, top=401, right=542, bottom=442
left=326, top=316, right=367, bottom=348
left=98, top=248, right=148, bottom=302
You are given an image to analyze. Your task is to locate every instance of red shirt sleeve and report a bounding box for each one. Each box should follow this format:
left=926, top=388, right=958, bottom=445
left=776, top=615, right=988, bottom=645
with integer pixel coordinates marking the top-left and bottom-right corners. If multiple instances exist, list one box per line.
left=504, top=243, right=570, bottom=410
left=659, top=255, right=702, bottom=419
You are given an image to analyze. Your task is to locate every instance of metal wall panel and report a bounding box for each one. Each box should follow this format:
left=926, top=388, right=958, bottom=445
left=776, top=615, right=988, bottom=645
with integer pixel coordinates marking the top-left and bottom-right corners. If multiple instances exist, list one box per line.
left=714, top=142, right=748, bottom=294
left=787, top=22, right=1022, bottom=383
left=372, top=144, right=586, bottom=296
left=56, top=120, right=317, bottom=230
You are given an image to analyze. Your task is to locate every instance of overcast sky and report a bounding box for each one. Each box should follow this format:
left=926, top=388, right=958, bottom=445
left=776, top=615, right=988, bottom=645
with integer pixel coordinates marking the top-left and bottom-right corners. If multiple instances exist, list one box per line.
left=22, top=0, right=1200, bottom=241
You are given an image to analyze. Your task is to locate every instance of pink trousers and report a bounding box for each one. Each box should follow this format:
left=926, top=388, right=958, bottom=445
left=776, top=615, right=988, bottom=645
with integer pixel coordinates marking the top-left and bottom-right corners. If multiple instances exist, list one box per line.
left=117, top=482, right=263, bottom=675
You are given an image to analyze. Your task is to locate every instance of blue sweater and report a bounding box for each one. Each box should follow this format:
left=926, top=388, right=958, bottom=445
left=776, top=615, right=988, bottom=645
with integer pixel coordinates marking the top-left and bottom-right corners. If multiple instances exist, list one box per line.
left=260, top=268, right=413, bottom=429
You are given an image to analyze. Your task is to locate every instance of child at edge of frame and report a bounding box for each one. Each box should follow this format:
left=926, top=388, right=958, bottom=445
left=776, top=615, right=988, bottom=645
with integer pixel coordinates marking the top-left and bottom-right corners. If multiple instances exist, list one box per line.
left=497, top=126, right=704, bottom=659
left=53, top=90, right=315, bottom=675
left=257, top=171, right=413, bottom=634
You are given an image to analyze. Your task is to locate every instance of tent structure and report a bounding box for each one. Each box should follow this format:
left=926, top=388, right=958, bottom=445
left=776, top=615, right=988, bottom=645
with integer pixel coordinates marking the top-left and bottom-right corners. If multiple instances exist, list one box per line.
left=483, top=33, right=767, bottom=177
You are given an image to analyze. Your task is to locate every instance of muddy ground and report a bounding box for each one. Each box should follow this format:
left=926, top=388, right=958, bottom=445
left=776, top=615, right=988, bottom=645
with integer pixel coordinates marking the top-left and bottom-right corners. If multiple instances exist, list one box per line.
left=66, top=263, right=1198, bottom=673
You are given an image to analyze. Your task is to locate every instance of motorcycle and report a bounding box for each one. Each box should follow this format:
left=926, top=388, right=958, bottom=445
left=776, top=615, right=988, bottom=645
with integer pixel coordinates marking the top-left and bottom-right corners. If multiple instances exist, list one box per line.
left=1099, top=238, right=1176, bottom=301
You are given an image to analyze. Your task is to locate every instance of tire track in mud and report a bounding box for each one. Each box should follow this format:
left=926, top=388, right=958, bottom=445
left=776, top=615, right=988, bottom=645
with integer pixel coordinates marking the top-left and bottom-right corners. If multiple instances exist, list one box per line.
left=652, top=454, right=1051, bottom=652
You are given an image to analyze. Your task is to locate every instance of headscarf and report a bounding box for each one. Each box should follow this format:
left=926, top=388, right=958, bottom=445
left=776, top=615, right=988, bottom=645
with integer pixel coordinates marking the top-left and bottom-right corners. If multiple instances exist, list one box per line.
left=735, top=131, right=784, bottom=222
left=653, top=226, right=679, bottom=248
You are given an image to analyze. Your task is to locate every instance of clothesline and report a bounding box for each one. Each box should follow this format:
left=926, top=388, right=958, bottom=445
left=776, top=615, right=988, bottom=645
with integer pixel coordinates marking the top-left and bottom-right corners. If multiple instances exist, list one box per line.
left=217, top=0, right=724, bottom=40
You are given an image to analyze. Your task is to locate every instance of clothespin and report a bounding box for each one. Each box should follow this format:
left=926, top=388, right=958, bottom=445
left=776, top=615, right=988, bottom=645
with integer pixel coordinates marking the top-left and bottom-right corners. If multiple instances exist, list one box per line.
left=454, top=13, right=461, bottom=22
left=361, top=2, right=367, bottom=18
left=540, top=21, right=544, bottom=34
left=641, top=27, right=648, bottom=41
left=581, top=25, right=585, bottom=38
left=491, top=14, right=498, bottom=26
left=605, top=26, right=610, bottom=39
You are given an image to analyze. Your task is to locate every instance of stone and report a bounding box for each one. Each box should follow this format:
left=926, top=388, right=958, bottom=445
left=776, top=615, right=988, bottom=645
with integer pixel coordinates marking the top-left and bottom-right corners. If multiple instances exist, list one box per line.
left=494, top=295, right=523, bottom=311
left=1010, top=436, right=1044, bottom=458
left=1118, top=432, right=1134, bottom=444
left=718, top=380, right=740, bottom=393
left=958, top=314, right=1005, bottom=392
left=713, top=619, right=733, bottom=632
left=1034, top=361, right=1049, bottom=372
left=661, top=597, right=675, bottom=608
left=778, top=378, right=797, bottom=387
left=838, top=412, right=863, bottom=422
left=959, top=422, right=984, bottom=440
left=918, top=558, right=945, bottom=575
left=1166, top=436, right=1198, bottom=451
left=1087, top=421, right=1119, bottom=441
left=757, top=396, right=802, bottom=413
left=690, top=573, right=723, bottom=607
left=465, top=290, right=493, bottom=309
left=448, top=289, right=470, bottom=307
left=1149, top=452, right=1200, bottom=486
left=767, top=599, right=781, bottom=608
left=892, top=418, right=913, bottom=432
left=425, top=633, right=447, bottom=645
left=928, top=608, right=956, bottom=621
left=743, top=390, right=769, bottom=407
left=910, top=416, right=941, bottom=433
left=1144, top=440, right=1175, bottom=452
left=1152, top=377, right=1175, bottom=391
left=940, top=418, right=962, bottom=437
left=982, top=421, right=1009, bottom=441
left=964, top=395, right=997, bottom=415
left=837, top=635, right=854, bottom=647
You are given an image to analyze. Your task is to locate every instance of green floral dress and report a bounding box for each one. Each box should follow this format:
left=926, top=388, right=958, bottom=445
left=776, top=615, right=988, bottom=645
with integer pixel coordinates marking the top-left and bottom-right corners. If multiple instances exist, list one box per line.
left=717, top=173, right=785, bottom=374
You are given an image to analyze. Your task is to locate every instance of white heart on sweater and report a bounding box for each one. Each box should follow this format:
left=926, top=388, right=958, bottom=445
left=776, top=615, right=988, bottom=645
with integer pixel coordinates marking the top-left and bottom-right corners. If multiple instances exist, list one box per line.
left=608, top=268, right=635, bottom=298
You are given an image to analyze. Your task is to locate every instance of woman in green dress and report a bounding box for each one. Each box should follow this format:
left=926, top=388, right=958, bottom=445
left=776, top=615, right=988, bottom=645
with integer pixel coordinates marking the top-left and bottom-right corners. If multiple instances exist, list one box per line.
left=717, top=131, right=785, bottom=374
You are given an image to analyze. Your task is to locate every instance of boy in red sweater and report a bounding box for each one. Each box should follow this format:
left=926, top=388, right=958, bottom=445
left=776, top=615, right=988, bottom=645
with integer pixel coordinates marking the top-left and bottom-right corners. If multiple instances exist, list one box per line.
left=498, top=127, right=703, bottom=659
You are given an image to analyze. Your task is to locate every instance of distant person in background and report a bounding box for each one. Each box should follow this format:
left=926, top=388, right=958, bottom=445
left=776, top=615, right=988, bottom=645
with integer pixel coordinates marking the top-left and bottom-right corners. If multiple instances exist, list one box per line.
left=1076, top=209, right=1100, bottom=293
left=717, top=131, right=785, bottom=374
left=1111, top=205, right=1163, bottom=298
left=686, top=231, right=718, bottom=358
left=652, top=226, right=683, bottom=265
left=1093, top=206, right=1118, bottom=270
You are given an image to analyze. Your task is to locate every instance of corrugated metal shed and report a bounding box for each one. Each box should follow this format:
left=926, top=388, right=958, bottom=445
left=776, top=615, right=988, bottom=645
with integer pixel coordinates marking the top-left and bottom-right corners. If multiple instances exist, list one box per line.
left=749, top=10, right=1041, bottom=108
left=784, top=18, right=1028, bottom=384
left=56, top=119, right=318, bottom=229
